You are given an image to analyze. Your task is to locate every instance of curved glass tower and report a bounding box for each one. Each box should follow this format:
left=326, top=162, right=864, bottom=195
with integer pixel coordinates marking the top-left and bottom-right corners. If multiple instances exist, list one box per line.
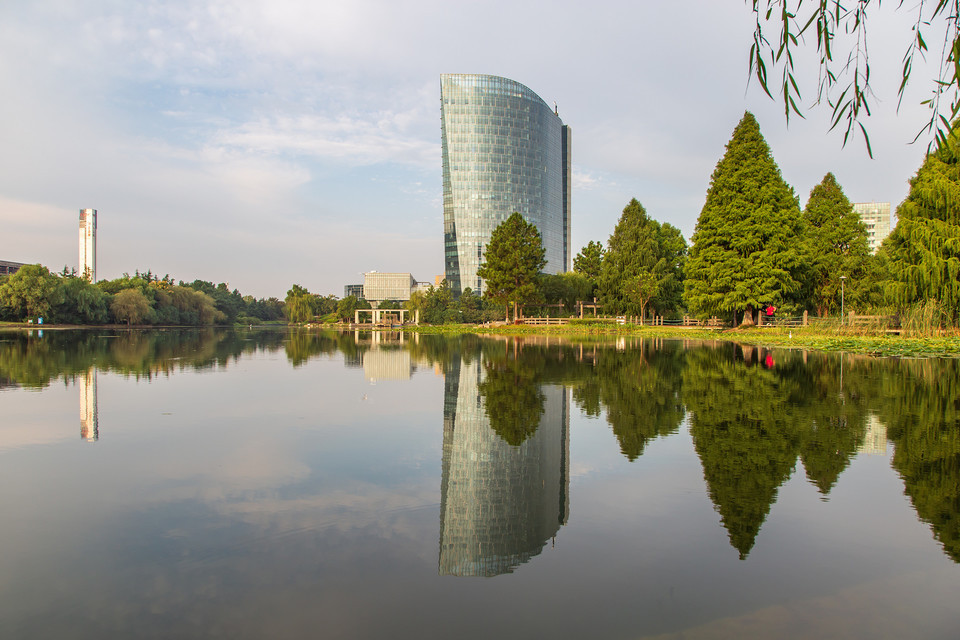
left=441, top=74, right=571, bottom=295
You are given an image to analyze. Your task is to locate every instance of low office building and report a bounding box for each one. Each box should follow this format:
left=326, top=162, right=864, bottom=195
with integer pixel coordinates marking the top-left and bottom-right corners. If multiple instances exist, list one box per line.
left=0, top=260, right=26, bottom=276
left=344, top=283, right=364, bottom=299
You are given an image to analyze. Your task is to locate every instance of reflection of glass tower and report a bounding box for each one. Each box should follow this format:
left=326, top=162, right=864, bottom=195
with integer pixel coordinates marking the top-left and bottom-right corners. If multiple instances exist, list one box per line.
left=441, top=74, right=572, bottom=295
left=79, top=369, right=98, bottom=441
left=439, top=356, right=569, bottom=576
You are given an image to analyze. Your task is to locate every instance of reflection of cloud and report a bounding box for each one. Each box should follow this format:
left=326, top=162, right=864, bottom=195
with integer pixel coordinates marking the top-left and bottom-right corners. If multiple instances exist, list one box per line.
left=644, top=568, right=959, bottom=640
left=0, top=420, right=74, bottom=452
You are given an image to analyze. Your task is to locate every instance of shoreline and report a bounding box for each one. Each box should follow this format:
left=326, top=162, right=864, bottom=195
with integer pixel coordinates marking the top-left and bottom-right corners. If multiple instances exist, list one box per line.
left=3, top=321, right=958, bottom=358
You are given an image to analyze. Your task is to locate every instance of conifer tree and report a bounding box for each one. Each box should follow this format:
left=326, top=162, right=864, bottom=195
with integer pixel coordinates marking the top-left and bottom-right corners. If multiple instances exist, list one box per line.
left=801, top=173, right=871, bottom=317
left=477, top=212, right=547, bottom=322
left=684, top=112, right=804, bottom=325
left=599, top=198, right=686, bottom=318
left=880, top=121, right=960, bottom=324
left=573, top=241, right=605, bottom=282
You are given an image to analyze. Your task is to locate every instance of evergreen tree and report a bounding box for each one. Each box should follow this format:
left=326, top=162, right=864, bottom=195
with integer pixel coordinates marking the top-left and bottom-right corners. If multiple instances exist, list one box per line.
left=880, top=121, right=960, bottom=324
left=801, top=173, right=871, bottom=317
left=684, top=112, right=804, bottom=325
left=477, top=212, right=547, bottom=321
left=573, top=241, right=605, bottom=281
left=599, top=199, right=686, bottom=317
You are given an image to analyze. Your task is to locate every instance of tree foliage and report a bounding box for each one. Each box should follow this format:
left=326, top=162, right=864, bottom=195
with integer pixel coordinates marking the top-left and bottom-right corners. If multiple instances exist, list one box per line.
left=599, top=199, right=687, bottom=318
left=111, top=288, right=153, bottom=325
left=880, top=119, right=960, bottom=323
left=0, top=264, right=60, bottom=321
left=801, top=172, right=871, bottom=316
left=573, top=241, right=605, bottom=282
left=477, top=212, right=547, bottom=321
left=684, top=112, right=804, bottom=325
left=748, top=1, right=960, bottom=153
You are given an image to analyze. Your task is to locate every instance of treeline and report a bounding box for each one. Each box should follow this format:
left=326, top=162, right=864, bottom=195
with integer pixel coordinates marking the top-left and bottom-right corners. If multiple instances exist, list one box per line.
left=443, top=111, right=960, bottom=330
left=0, top=268, right=285, bottom=326
left=571, top=112, right=960, bottom=328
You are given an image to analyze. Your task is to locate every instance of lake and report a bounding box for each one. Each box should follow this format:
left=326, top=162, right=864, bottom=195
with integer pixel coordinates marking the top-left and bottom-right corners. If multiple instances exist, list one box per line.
left=1, top=328, right=958, bottom=639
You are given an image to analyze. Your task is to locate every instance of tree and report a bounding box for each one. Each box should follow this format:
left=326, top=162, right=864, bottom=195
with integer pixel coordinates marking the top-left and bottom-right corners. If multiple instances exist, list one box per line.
left=573, top=241, right=605, bottom=282
left=748, top=1, right=960, bottom=152
left=111, top=288, right=152, bottom=325
left=476, top=212, right=547, bottom=322
left=599, top=199, right=687, bottom=318
left=624, top=273, right=659, bottom=325
left=53, top=275, right=109, bottom=324
left=0, top=264, right=60, bottom=321
left=880, top=120, right=960, bottom=324
left=801, top=173, right=871, bottom=316
left=286, top=294, right=315, bottom=323
left=336, top=295, right=360, bottom=322
left=684, top=112, right=805, bottom=326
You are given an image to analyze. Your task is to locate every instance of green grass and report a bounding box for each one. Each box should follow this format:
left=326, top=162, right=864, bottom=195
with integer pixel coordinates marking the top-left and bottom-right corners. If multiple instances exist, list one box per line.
left=405, top=322, right=960, bottom=357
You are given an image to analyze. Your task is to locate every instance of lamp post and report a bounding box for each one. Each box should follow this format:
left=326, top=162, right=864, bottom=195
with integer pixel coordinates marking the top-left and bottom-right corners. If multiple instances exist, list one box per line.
left=840, top=276, right=846, bottom=325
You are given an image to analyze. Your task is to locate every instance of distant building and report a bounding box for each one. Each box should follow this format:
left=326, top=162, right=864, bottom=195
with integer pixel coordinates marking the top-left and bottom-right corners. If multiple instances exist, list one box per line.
left=344, top=283, right=364, bottom=299
left=362, top=271, right=431, bottom=305
left=0, top=260, right=26, bottom=276
left=79, top=208, right=97, bottom=281
left=441, top=74, right=572, bottom=296
left=852, top=202, right=892, bottom=254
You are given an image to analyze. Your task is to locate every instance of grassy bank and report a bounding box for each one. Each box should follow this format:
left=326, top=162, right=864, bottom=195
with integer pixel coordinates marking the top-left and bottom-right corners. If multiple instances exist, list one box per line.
left=409, top=321, right=960, bottom=358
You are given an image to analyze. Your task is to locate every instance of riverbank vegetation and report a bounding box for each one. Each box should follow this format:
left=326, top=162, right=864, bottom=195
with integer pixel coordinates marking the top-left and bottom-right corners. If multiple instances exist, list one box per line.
left=0, top=268, right=285, bottom=326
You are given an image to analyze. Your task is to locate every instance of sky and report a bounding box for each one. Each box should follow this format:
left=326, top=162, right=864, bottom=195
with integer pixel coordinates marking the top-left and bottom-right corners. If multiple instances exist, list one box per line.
left=0, top=1, right=948, bottom=298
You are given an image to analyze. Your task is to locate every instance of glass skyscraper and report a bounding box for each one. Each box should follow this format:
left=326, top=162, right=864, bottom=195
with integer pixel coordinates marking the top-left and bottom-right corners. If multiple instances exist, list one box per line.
left=441, top=74, right=571, bottom=295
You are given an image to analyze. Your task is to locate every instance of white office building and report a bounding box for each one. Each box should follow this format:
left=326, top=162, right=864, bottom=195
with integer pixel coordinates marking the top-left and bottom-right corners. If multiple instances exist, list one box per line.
left=852, top=202, right=892, bottom=254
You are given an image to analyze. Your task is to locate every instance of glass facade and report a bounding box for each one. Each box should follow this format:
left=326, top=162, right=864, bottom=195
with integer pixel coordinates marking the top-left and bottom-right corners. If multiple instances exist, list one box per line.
left=852, top=202, right=893, bottom=254
left=441, top=74, right=571, bottom=295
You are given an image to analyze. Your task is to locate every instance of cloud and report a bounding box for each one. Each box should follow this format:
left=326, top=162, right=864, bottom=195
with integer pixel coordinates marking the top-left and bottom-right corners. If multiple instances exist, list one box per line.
left=213, top=111, right=436, bottom=168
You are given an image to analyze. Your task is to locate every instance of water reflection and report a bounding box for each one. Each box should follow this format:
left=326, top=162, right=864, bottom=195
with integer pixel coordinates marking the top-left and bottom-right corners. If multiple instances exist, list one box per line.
left=0, top=328, right=958, bottom=567
left=79, top=368, right=98, bottom=442
left=439, top=347, right=569, bottom=576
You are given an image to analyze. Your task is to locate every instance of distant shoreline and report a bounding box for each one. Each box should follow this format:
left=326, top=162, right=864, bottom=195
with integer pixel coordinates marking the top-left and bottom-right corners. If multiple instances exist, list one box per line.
left=3, top=321, right=958, bottom=358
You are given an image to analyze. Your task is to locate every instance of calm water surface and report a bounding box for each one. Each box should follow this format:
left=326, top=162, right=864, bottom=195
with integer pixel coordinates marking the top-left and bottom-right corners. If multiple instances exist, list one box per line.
left=0, top=329, right=958, bottom=639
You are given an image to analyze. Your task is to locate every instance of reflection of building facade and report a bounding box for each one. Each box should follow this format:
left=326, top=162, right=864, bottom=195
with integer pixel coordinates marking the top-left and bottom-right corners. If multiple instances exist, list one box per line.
left=79, top=208, right=97, bottom=281
left=79, top=369, right=98, bottom=441
left=852, top=202, right=892, bottom=254
left=441, top=74, right=572, bottom=295
left=439, top=356, right=569, bottom=576
left=858, top=413, right=888, bottom=455
left=362, top=348, right=413, bottom=382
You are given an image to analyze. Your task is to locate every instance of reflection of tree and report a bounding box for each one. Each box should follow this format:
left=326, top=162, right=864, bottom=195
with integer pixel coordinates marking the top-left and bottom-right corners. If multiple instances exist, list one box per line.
left=0, top=328, right=287, bottom=386
left=881, top=359, right=960, bottom=563
left=796, top=354, right=869, bottom=494
left=683, top=345, right=803, bottom=559
left=284, top=330, right=339, bottom=367
left=591, top=340, right=685, bottom=460
left=477, top=341, right=545, bottom=446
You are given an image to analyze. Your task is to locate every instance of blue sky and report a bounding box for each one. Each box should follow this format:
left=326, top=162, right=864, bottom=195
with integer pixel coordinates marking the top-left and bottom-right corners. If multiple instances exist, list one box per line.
left=0, top=1, right=944, bottom=298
